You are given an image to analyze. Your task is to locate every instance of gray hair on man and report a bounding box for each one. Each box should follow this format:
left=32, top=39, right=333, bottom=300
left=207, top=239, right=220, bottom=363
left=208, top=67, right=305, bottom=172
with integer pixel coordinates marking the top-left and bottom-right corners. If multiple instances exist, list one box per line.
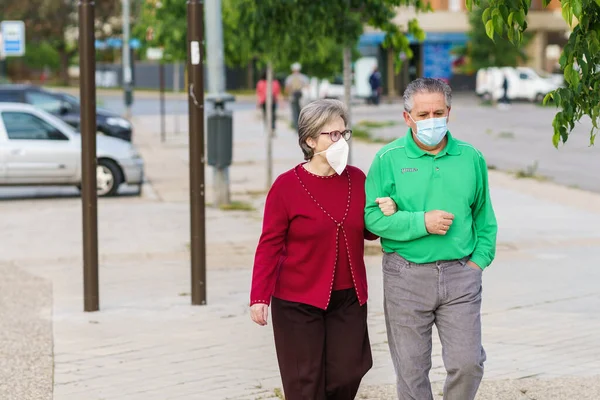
left=403, top=78, right=453, bottom=112
left=298, top=99, right=348, bottom=160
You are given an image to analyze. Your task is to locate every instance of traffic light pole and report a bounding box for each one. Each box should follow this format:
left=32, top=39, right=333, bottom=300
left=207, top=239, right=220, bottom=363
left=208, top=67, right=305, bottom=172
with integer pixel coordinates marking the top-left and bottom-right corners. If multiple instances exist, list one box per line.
left=78, top=0, right=100, bottom=312
left=187, top=0, right=207, bottom=305
left=122, top=0, right=134, bottom=118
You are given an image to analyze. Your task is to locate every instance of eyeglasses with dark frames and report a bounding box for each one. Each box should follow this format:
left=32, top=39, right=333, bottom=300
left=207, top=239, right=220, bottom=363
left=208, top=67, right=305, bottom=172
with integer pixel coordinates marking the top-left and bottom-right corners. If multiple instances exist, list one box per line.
left=320, top=129, right=352, bottom=142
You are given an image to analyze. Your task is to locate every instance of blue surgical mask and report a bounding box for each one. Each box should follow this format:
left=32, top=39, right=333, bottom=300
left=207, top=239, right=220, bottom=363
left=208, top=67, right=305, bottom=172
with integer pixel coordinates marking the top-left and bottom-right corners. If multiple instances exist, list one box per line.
left=409, top=114, right=448, bottom=146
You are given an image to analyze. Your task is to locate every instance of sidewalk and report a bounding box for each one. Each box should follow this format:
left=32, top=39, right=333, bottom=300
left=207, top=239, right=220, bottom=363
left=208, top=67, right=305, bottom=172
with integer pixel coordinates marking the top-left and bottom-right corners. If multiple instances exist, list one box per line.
left=1, top=101, right=600, bottom=399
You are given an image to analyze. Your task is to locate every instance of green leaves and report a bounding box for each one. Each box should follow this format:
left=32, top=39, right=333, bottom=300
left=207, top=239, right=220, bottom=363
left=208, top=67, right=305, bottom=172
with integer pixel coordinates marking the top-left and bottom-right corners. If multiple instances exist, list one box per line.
left=561, top=1, right=572, bottom=25
left=227, top=0, right=428, bottom=77
left=492, top=10, right=504, bottom=35
left=462, top=0, right=532, bottom=75
left=571, top=0, right=583, bottom=18
left=485, top=20, right=495, bottom=40
left=482, top=7, right=492, bottom=24
left=471, top=0, right=600, bottom=147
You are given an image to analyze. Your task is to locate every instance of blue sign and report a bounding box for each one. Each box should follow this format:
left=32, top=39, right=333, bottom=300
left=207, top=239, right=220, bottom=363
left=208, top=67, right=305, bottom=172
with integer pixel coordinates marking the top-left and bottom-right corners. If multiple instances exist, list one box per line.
left=423, top=42, right=452, bottom=81
left=95, top=38, right=142, bottom=50
left=1, top=21, right=26, bottom=57
left=358, top=31, right=468, bottom=47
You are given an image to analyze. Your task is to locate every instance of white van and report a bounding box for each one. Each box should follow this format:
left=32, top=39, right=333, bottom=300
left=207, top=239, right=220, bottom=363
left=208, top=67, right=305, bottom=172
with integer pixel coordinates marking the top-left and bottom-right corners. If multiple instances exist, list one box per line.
left=476, top=66, right=562, bottom=103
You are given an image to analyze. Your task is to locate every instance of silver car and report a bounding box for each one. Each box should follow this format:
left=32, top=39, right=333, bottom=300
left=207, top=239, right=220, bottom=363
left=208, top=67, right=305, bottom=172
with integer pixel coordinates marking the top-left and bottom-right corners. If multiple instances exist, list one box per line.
left=0, top=103, right=144, bottom=196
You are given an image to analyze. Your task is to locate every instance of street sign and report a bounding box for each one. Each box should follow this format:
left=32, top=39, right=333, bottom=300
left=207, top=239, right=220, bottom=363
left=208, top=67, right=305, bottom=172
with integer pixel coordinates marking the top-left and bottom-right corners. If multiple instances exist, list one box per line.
left=0, top=21, right=26, bottom=57
left=146, top=47, right=164, bottom=61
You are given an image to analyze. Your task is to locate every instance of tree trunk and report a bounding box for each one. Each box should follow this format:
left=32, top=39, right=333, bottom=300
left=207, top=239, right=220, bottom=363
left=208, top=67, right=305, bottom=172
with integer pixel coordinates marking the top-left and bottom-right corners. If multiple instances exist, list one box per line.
left=343, top=47, right=352, bottom=164
left=247, top=59, right=255, bottom=90
left=58, top=49, right=70, bottom=86
left=266, top=61, right=274, bottom=189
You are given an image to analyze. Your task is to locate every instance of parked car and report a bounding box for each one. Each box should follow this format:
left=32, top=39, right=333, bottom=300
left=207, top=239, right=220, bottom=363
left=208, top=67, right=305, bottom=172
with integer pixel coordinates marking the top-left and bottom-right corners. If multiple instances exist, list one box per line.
left=0, top=84, right=133, bottom=141
left=0, top=103, right=144, bottom=196
left=318, top=76, right=357, bottom=100
left=475, top=66, right=561, bottom=103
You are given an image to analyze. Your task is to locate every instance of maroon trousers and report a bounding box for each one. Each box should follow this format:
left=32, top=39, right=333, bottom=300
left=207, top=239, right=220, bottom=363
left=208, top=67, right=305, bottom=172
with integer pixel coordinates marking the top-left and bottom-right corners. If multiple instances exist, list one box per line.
left=271, top=289, right=372, bottom=400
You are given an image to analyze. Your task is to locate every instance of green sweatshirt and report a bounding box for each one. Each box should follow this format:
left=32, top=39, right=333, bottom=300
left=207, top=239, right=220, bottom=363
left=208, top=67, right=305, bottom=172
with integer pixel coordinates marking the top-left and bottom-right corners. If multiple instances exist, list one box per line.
left=364, top=130, right=497, bottom=269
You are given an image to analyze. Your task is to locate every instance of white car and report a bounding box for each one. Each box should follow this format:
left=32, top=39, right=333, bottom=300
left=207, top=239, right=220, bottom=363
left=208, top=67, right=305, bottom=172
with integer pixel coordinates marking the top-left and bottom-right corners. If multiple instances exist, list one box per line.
left=0, top=103, right=144, bottom=196
left=476, top=66, right=561, bottom=103
left=318, top=77, right=357, bottom=100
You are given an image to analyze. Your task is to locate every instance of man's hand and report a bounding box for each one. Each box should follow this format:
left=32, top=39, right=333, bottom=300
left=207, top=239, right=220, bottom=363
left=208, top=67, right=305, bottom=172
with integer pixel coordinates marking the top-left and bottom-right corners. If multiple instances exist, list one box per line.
left=425, top=210, right=454, bottom=235
left=376, top=197, right=397, bottom=216
left=250, top=303, right=269, bottom=326
left=467, top=261, right=481, bottom=271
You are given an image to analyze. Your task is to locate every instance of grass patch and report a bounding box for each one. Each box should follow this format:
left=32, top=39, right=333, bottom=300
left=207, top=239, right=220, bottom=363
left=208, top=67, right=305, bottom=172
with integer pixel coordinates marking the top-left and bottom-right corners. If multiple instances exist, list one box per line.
left=219, top=201, right=255, bottom=211
left=352, top=126, right=393, bottom=144
left=487, top=164, right=497, bottom=170
left=480, top=99, right=493, bottom=107
left=514, top=161, right=550, bottom=181
left=356, top=120, right=398, bottom=129
left=228, top=89, right=255, bottom=96
left=497, top=131, right=515, bottom=139
left=273, top=388, right=285, bottom=399
left=245, top=189, right=268, bottom=198
left=352, top=126, right=372, bottom=141
left=351, top=120, right=398, bottom=144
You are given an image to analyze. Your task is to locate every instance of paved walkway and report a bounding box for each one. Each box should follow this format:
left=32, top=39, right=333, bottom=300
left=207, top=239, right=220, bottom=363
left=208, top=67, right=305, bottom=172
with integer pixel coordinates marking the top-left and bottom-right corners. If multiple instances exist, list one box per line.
left=1, top=100, right=599, bottom=399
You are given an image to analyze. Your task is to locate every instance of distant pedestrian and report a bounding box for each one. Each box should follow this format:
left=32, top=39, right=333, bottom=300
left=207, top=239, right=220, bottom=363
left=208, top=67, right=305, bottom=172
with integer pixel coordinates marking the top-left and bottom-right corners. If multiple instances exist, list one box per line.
left=500, top=74, right=511, bottom=108
left=256, top=71, right=281, bottom=132
left=250, top=99, right=397, bottom=399
left=285, top=62, right=309, bottom=130
left=369, top=66, right=382, bottom=105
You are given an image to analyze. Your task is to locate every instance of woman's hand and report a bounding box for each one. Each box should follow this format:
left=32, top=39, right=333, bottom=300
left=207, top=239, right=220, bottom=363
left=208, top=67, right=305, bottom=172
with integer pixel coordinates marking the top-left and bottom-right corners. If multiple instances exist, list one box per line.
left=376, top=197, right=397, bottom=216
left=250, top=303, right=269, bottom=326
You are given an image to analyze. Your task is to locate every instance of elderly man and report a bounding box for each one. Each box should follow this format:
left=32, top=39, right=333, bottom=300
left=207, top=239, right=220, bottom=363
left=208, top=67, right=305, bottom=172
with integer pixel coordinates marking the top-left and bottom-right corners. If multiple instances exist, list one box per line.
left=285, top=62, right=309, bottom=129
left=365, top=78, right=497, bottom=400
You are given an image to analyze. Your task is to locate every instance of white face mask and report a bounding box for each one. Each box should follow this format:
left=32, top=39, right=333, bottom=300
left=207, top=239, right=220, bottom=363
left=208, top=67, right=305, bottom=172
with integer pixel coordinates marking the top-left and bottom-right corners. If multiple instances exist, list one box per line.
left=313, top=138, right=349, bottom=175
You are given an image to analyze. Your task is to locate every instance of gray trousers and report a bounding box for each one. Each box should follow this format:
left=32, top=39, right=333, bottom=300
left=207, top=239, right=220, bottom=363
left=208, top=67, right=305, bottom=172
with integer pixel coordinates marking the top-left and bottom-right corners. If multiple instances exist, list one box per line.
left=383, top=252, right=486, bottom=400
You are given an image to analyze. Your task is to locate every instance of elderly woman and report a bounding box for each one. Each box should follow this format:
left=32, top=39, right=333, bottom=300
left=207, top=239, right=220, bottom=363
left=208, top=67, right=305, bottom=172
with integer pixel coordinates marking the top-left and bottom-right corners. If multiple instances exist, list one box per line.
left=250, top=99, right=396, bottom=399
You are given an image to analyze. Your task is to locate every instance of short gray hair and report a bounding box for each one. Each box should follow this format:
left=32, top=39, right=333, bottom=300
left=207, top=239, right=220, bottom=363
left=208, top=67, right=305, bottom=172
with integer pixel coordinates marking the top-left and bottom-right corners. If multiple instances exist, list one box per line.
left=403, top=78, right=452, bottom=112
left=298, top=99, right=348, bottom=160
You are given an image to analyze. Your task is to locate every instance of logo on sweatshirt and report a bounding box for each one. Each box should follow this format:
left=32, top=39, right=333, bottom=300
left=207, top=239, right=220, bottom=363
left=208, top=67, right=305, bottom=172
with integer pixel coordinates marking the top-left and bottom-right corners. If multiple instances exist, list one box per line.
left=401, top=168, right=419, bottom=174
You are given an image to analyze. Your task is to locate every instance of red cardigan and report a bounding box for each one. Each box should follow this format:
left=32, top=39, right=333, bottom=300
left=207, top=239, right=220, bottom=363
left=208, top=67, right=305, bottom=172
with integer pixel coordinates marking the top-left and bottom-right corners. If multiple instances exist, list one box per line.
left=250, top=164, right=377, bottom=310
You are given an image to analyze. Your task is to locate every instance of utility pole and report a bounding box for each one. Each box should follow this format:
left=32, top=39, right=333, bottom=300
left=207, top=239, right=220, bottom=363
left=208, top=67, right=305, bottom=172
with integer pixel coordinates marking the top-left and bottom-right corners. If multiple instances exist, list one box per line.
left=174, top=62, right=180, bottom=134
left=159, top=62, right=166, bottom=142
left=0, top=50, right=6, bottom=83
left=122, top=0, right=134, bottom=119
left=205, top=0, right=234, bottom=207
left=265, top=61, right=273, bottom=189
left=343, top=47, right=353, bottom=165
left=187, top=0, right=207, bottom=306
left=0, top=32, right=6, bottom=82
left=79, top=0, right=100, bottom=312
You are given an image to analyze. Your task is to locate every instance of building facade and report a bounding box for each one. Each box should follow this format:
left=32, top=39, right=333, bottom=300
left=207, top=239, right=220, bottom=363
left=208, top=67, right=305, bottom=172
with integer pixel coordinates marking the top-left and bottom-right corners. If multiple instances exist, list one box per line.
left=359, top=0, right=570, bottom=95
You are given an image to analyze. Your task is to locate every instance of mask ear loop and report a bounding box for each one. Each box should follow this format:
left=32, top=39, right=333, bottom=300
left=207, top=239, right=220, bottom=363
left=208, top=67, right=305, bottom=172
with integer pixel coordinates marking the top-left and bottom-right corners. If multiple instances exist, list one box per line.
left=314, top=137, right=346, bottom=156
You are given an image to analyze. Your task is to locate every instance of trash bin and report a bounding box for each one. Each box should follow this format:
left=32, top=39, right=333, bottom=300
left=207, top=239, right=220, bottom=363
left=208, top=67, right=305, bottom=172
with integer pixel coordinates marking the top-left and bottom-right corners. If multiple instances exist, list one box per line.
left=207, top=107, right=233, bottom=169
